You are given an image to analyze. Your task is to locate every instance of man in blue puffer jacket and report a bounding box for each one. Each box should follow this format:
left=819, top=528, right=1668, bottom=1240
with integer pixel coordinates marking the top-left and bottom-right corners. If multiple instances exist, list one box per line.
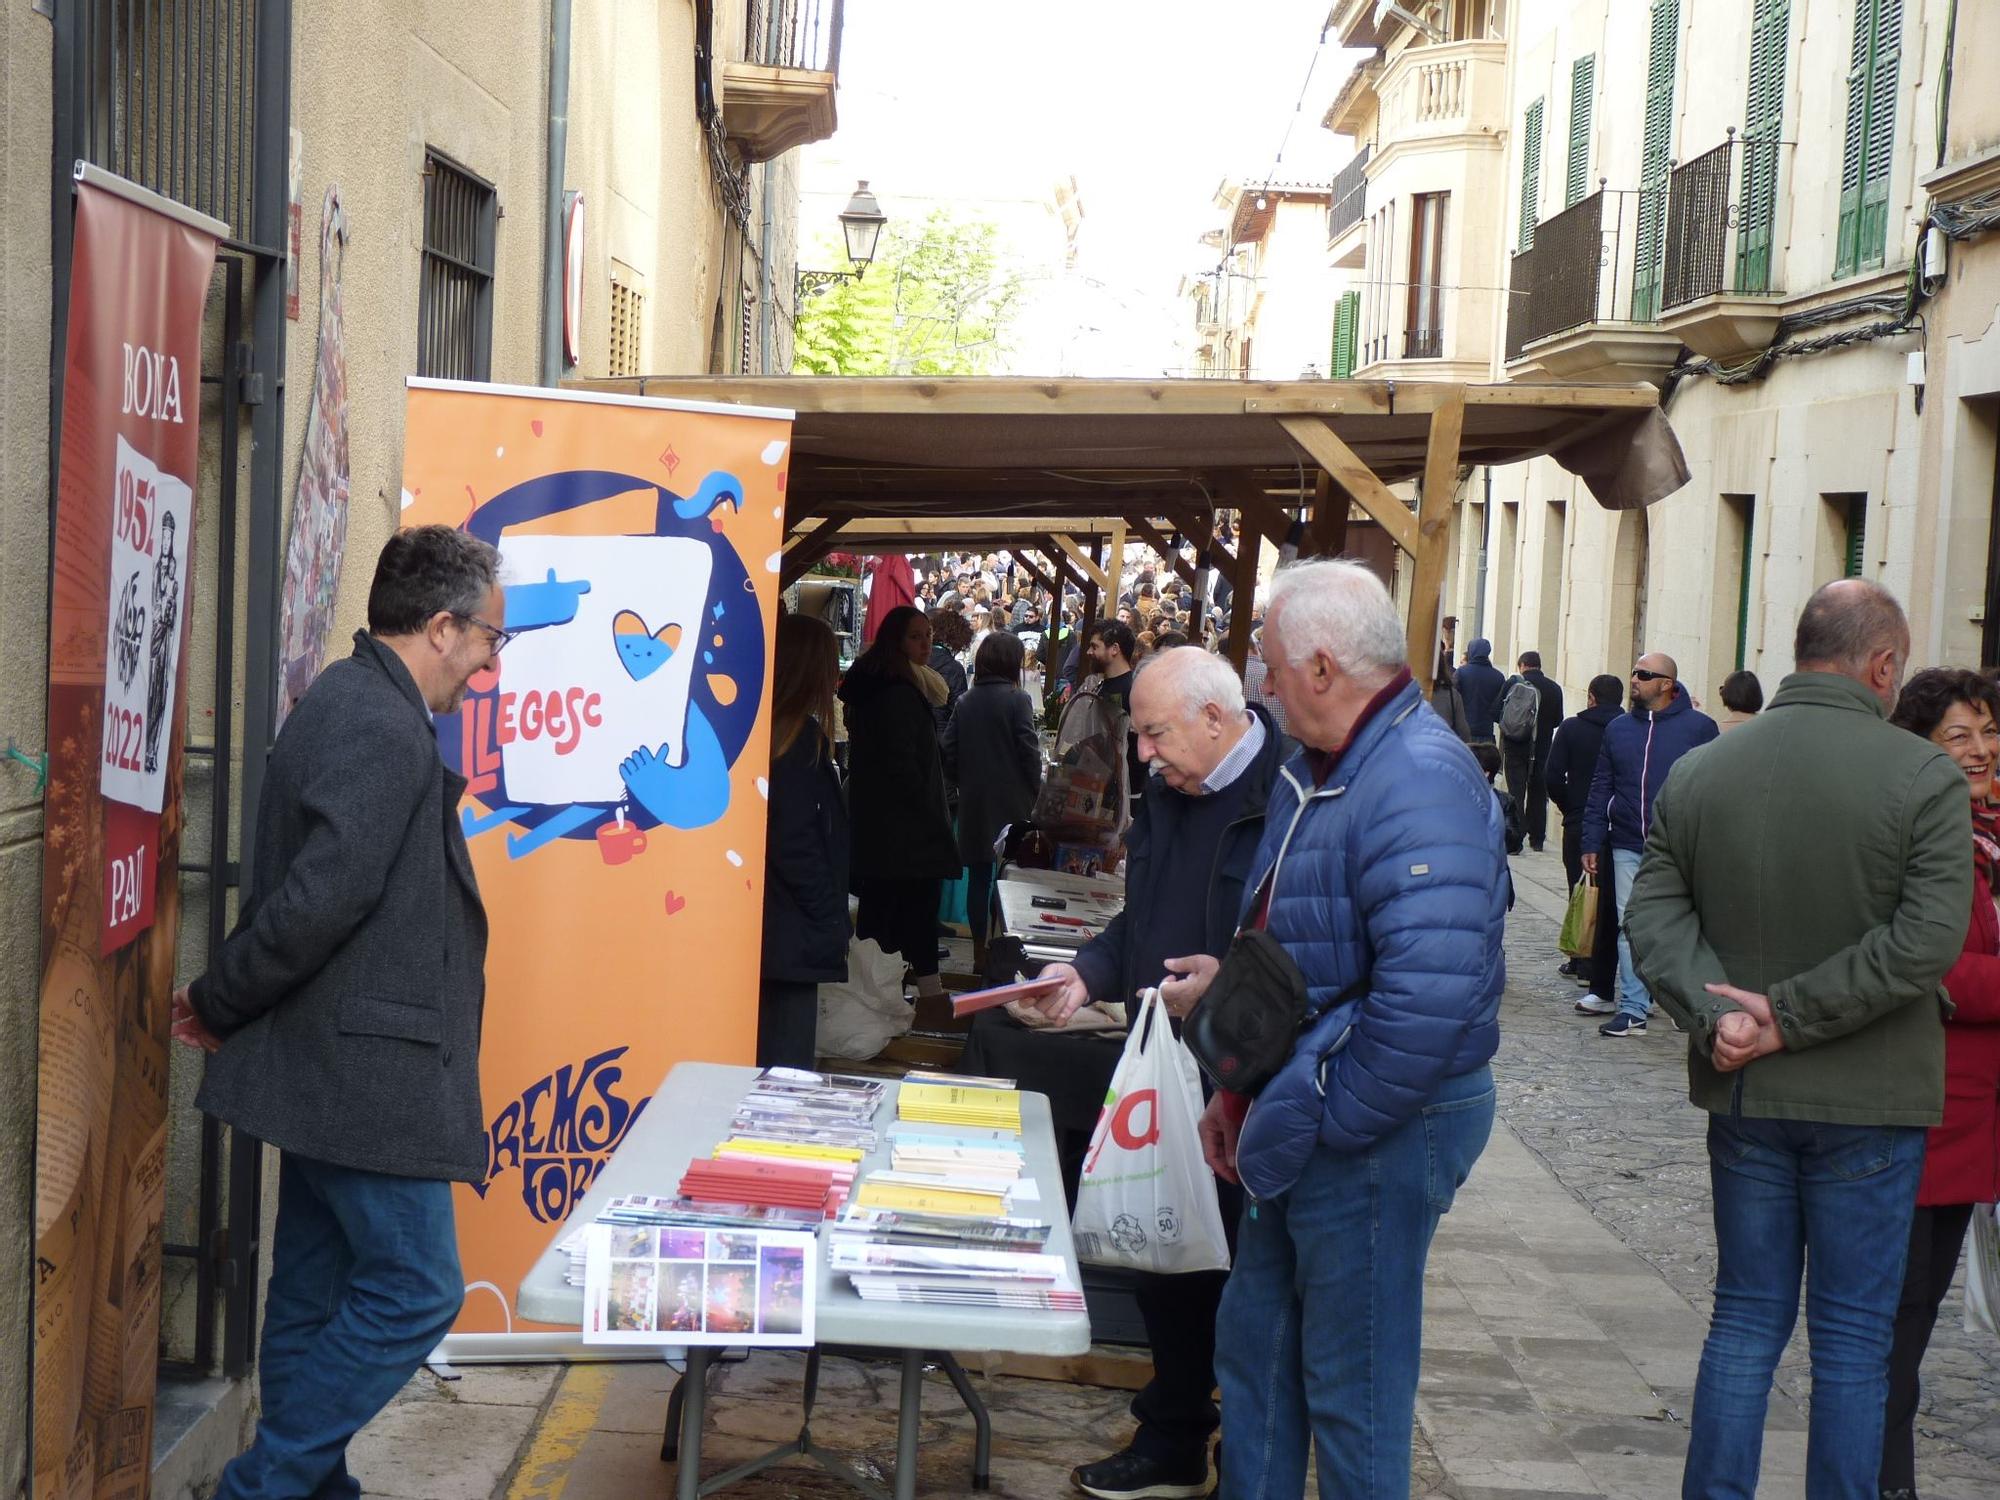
left=1579, top=652, right=1719, bottom=1037
left=1170, top=560, right=1505, bottom=1500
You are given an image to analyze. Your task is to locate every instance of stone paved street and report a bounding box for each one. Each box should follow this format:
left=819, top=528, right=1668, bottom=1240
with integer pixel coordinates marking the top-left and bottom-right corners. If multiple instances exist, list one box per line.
left=327, top=861, right=2000, bottom=1499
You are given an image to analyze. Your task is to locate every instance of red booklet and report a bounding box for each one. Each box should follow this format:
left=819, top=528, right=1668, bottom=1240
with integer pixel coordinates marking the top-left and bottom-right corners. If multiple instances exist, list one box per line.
left=950, top=974, right=1067, bottom=1019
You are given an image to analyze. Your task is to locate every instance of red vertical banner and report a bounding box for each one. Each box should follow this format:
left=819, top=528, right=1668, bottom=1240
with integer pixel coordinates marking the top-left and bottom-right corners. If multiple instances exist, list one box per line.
left=35, top=173, right=220, bottom=1500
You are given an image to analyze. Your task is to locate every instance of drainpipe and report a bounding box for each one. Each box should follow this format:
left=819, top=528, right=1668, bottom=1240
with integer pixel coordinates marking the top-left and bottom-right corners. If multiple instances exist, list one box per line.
left=540, top=0, right=574, bottom=387
left=1473, top=464, right=1492, bottom=640
left=755, top=0, right=781, bottom=373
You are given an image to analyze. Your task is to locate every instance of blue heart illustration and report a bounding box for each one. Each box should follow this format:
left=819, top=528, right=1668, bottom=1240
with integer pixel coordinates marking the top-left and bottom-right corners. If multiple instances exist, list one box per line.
left=613, top=610, right=681, bottom=681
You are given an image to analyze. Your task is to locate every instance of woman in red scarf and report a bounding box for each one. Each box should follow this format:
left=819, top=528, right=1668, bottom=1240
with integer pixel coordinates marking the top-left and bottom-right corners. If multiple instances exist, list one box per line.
left=1883, top=668, right=2000, bottom=1499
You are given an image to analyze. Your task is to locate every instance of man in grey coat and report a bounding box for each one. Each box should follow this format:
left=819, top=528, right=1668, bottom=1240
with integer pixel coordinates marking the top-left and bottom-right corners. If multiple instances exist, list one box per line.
left=172, top=526, right=504, bottom=1500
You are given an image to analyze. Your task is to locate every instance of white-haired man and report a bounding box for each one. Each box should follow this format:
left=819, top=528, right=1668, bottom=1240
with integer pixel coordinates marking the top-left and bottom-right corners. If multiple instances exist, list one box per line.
left=1031, top=646, right=1286, bottom=1500
left=1168, top=560, right=1507, bottom=1499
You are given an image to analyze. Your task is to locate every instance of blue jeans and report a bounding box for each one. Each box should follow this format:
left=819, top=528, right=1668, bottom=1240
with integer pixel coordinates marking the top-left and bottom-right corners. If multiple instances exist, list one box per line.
left=1612, top=847, right=1652, bottom=1020
left=1683, top=1114, right=1926, bottom=1500
left=1215, top=1066, right=1496, bottom=1500
left=215, top=1154, right=464, bottom=1500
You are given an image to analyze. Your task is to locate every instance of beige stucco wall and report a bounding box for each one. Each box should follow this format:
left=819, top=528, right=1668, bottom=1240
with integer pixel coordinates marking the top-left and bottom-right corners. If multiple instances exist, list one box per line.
left=1465, top=0, right=1954, bottom=715
left=0, top=7, right=53, bottom=1490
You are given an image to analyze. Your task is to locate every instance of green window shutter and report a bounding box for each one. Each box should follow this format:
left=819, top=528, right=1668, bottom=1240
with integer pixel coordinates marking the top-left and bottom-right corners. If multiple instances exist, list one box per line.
left=1734, top=499, right=1756, bottom=670
left=1735, top=0, right=1788, bottom=294
left=1846, top=498, right=1867, bottom=577
left=1518, top=97, right=1544, bottom=252
left=1331, top=291, right=1359, bottom=378
left=1838, top=0, right=1901, bottom=277
left=1566, top=56, right=1596, bottom=207
left=1632, top=1, right=1680, bottom=321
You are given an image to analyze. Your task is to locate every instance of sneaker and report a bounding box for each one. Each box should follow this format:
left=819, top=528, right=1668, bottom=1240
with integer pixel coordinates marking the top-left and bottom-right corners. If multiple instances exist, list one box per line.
left=1071, top=1447, right=1210, bottom=1500
left=1574, top=995, right=1617, bottom=1015
left=1599, top=1013, right=1647, bottom=1038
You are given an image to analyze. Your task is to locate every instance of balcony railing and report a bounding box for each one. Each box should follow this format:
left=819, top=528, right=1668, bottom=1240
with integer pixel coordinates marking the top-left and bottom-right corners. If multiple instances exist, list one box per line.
left=1363, top=329, right=1391, bottom=366
left=1403, top=326, right=1444, bottom=359
left=1329, top=147, right=1369, bottom=242
left=1375, top=39, right=1507, bottom=146
left=752, top=0, right=844, bottom=72
left=1505, top=187, right=1659, bottom=355
left=1662, top=133, right=1786, bottom=309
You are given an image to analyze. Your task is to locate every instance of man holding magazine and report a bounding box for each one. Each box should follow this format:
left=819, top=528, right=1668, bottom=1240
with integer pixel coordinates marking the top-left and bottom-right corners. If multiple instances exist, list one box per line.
left=1031, top=645, right=1284, bottom=1500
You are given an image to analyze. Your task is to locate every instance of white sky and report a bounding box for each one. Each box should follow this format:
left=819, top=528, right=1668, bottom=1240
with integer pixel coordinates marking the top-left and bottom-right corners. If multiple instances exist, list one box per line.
left=799, top=0, right=1358, bottom=377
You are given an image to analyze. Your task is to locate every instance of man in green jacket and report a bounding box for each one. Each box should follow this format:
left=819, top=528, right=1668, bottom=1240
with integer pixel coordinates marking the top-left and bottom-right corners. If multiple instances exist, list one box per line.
left=1625, top=579, right=1968, bottom=1499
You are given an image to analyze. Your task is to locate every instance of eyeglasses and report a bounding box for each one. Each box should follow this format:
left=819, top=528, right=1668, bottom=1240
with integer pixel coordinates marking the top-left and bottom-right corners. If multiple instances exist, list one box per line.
left=454, top=612, right=516, bottom=654
left=1631, top=668, right=1673, bottom=682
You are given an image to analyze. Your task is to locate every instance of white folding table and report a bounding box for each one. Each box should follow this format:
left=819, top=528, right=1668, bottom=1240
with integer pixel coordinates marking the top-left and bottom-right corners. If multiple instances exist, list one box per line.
left=516, top=1061, right=1092, bottom=1500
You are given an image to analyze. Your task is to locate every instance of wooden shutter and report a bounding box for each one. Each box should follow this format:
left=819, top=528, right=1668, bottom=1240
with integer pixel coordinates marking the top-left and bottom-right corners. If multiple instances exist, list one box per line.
left=1331, top=290, right=1359, bottom=378
left=1734, top=498, right=1755, bottom=670
left=1838, top=0, right=1901, bottom=277
left=1735, top=0, right=1788, bottom=294
left=1632, top=1, right=1680, bottom=321
left=1518, top=97, right=1544, bottom=252
left=1846, top=497, right=1867, bottom=578
left=1566, top=57, right=1595, bottom=207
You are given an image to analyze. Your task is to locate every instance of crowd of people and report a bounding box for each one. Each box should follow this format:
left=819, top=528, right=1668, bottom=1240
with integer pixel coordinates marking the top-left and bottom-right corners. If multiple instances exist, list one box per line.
left=166, top=524, right=1998, bottom=1500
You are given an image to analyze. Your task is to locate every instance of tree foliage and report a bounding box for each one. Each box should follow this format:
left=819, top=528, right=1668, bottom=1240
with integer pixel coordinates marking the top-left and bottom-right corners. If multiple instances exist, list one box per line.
left=792, top=209, right=1024, bottom=376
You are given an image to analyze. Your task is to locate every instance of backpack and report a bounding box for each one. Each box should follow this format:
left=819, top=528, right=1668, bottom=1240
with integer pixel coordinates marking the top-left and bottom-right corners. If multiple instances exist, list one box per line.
left=1499, top=678, right=1540, bottom=744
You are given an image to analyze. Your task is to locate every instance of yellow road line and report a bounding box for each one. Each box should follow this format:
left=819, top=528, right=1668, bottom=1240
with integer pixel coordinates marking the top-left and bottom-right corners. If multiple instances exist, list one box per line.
left=504, top=1364, right=614, bottom=1500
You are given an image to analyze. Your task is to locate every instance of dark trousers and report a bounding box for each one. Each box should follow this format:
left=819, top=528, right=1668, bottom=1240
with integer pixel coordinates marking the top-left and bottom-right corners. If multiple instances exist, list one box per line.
left=756, top=979, right=820, bottom=1071
left=1502, top=738, right=1544, bottom=847
left=854, top=876, right=945, bottom=979
left=1129, top=1175, right=1245, bottom=1464
left=965, top=861, right=997, bottom=949
left=1561, top=815, right=1584, bottom=893
left=1588, top=863, right=1619, bottom=1000
left=1880, top=1201, right=1976, bottom=1495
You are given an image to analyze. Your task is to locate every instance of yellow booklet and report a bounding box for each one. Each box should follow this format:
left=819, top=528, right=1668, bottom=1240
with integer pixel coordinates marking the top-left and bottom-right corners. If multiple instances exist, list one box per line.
left=854, top=1180, right=1006, bottom=1216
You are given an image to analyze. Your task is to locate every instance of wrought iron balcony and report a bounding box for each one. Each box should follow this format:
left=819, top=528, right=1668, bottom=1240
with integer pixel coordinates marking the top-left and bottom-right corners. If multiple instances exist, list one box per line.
left=724, top=0, right=844, bottom=162
left=1329, top=147, right=1369, bottom=244
left=1403, top=326, right=1444, bottom=360
left=1657, top=133, right=1788, bottom=360
left=1505, top=187, right=1682, bottom=382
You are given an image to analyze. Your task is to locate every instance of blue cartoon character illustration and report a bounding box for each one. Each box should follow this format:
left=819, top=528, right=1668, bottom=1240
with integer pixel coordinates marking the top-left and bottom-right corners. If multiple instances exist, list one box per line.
left=439, top=466, right=764, bottom=861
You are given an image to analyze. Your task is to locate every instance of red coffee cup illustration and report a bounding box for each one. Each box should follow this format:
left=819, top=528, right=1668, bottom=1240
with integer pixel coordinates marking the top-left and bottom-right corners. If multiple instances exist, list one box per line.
left=596, top=817, right=648, bottom=865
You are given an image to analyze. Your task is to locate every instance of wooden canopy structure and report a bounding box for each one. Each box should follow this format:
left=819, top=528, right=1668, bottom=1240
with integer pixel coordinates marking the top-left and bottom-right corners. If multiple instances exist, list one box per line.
left=566, top=376, right=1688, bottom=684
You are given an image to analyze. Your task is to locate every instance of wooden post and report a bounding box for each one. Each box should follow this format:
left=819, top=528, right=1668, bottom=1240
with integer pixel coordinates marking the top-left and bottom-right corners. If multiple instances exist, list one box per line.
left=1125, top=517, right=1200, bottom=589
left=1226, top=519, right=1260, bottom=676
left=1080, top=538, right=1101, bottom=629
left=1278, top=416, right=1418, bottom=556
left=778, top=515, right=852, bottom=588
left=1406, top=389, right=1466, bottom=692
left=1104, top=522, right=1128, bottom=616
left=1310, top=471, right=1348, bottom=559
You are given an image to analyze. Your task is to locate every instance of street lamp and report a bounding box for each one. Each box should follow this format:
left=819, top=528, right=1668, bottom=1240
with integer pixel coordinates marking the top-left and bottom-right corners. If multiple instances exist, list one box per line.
left=796, top=181, right=889, bottom=298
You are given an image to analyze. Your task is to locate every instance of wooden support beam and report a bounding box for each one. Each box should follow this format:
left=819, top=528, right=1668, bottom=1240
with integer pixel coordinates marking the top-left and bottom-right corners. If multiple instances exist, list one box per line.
left=1226, top=518, right=1261, bottom=676
left=1035, top=538, right=1087, bottom=595
left=778, top=516, right=851, bottom=588
left=1406, top=390, right=1466, bottom=693
left=1278, top=416, right=1419, bottom=557
left=1219, top=477, right=1298, bottom=557
left=1008, top=548, right=1058, bottom=601
left=1080, top=537, right=1102, bottom=630
left=1125, top=516, right=1200, bottom=589
left=1052, top=534, right=1110, bottom=592
left=1104, top=523, right=1128, bottom=616
left=1310, top=471, right=1348, bottom=559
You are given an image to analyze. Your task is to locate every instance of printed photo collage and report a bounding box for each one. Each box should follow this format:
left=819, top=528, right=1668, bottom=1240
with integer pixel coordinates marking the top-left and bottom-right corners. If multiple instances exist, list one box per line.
left=583, top=1222, right=816, bottom=1347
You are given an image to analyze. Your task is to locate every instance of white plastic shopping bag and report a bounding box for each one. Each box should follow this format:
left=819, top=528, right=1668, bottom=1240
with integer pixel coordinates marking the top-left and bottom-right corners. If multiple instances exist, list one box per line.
left=1965, top=1202, right=2000, bottom=1340
left=1071, top=990, right=1230, bottom=1274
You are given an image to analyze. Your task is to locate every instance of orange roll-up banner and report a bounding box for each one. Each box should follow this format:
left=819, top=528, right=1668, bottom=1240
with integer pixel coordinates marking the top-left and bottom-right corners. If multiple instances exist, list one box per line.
left=399, top=378, right=793, bottom=1344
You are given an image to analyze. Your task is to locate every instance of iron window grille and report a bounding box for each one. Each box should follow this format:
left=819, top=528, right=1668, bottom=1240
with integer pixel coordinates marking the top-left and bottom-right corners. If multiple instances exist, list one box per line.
left=417, top=151, right=496, bottom=381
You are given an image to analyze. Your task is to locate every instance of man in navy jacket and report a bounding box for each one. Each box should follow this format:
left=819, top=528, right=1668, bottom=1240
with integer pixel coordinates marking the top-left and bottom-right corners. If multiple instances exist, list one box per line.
left=1456, top=636, right=1506, bottom=741
left=1174, top=561, right=1505, bottom=1500
left=1034, top=648, right=1284, bottom=1500
left=1580, top=652, right=1719, bottom=1036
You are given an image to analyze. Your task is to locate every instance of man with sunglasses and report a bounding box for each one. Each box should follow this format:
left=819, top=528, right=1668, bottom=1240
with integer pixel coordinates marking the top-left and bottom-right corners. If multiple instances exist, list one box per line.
left=170, top=525, right=504, bottom=1500
left=1579, top=651, right=1718, bottom=1037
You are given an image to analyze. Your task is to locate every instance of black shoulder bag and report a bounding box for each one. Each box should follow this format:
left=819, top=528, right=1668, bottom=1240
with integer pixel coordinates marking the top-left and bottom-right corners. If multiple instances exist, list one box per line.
left=1182, top=928, right=1310, bottom=1096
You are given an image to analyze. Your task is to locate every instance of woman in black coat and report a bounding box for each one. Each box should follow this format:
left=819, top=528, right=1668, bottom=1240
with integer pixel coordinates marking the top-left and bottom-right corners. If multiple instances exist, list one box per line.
left=942, top=631, right=1044, bottom=964
left=760, top=614, right=851, bottom=1068
left=838, top=604, right=958, bottom=1000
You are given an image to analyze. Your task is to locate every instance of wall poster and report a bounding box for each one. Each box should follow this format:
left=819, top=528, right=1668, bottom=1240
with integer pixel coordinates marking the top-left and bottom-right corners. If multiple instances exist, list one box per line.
left=35, top=168, right=221, bottom=1500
